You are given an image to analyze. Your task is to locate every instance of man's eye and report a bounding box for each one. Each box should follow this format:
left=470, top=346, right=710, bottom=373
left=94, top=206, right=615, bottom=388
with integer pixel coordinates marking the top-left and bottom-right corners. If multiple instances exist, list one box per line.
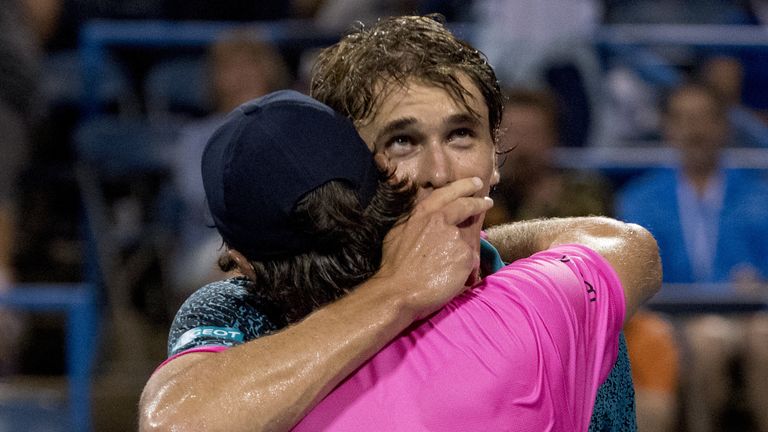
left=388, top=135, right=412, bottom=147
left=449, top=128, right=475, bottom=142
left=385, top=135, right=416, bottom=156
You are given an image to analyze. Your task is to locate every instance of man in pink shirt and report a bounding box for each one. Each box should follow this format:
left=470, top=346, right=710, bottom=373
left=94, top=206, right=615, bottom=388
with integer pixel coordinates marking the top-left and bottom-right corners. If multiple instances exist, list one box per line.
left=294, top=244, right=625, bottom=431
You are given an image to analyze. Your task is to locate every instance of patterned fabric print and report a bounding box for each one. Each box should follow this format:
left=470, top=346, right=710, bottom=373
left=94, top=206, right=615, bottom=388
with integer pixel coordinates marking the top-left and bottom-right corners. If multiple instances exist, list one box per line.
left=167, top=277, right=283, bottom=356
left=588, top=334, right=637, bottom=432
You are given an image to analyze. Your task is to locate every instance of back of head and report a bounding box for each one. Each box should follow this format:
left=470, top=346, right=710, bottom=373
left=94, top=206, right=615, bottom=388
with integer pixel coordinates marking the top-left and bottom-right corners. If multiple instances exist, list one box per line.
left=310, top=14, right=504, bottom=141
left=202, top=90, right=414, bottom=321
left=663, top=82, right=727, bottom=120
left=697, top=55, right=743, bottom=107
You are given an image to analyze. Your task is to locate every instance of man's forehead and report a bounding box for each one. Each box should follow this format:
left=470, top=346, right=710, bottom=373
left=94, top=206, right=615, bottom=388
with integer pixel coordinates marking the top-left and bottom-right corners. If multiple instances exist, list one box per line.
left=364, top=76, right=486, bottom=125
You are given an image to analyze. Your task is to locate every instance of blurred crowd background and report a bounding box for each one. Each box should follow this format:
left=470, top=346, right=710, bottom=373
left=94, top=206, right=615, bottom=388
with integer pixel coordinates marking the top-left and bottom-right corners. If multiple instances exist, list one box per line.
left=1, top=0, right=767, bottom=431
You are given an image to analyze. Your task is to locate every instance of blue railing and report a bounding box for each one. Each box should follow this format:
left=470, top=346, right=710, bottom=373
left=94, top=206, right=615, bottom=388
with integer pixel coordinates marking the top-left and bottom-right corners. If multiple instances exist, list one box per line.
left=596, top=24, right=768, bottom=48
left=0, top=284, right=99, bottom=432
left=649, top=283, right=768, bottom=314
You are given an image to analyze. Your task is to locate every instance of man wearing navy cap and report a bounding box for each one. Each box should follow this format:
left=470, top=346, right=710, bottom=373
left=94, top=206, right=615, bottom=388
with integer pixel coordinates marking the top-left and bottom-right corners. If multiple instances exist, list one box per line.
left=141, top=16, right=659, bottom=432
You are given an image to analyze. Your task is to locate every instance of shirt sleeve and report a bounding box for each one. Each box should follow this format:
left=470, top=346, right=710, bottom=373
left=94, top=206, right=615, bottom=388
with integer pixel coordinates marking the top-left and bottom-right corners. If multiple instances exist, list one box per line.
left=166, top=278, right=282, bottom=357
left=525, top=244, right=626, bottom=382
left=476, top=242, right=626, bottom=427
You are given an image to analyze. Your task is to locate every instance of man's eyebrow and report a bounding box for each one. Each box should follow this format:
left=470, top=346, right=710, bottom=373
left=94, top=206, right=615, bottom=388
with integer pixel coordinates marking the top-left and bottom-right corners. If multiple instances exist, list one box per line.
left=445, top=113, right=481, bottom=127
left=375, top=117, right=417, bottom=141
left=374, top=113, right=481, bottom=142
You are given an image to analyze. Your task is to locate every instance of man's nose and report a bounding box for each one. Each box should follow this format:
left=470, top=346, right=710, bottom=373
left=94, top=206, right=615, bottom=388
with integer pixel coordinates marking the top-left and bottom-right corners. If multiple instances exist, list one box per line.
left=417, top=143, right=453, bottom=190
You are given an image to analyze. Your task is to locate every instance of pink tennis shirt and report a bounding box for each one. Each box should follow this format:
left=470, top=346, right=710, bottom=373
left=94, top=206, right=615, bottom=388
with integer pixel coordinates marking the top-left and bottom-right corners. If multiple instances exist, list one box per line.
left=293, top=244, right=626, bottom=431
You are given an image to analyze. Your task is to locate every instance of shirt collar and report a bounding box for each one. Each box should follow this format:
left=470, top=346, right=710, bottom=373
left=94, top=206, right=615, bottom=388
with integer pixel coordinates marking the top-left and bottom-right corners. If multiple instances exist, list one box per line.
left=480, top=237, right=505, bottom=275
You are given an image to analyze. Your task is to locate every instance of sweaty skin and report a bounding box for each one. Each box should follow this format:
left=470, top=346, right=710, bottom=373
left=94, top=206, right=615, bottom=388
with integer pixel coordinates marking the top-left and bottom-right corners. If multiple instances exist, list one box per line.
left=357, top=76, right=500, bottom=283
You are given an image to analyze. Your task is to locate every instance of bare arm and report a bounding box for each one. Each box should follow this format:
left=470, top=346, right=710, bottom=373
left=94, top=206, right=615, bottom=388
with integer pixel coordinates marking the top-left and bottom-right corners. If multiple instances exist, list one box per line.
left=485, top=216, right=661, bottom=321
left=139, top=178, right=493, bottom=432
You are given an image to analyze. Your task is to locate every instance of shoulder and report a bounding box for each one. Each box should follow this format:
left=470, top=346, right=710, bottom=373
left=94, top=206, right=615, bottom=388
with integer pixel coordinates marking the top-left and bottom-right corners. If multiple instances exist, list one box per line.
left=480, top=244, right=624, bottom=320
left=504, top=243, right=620, bottom=279
left=167, top=277, right=283, bottom=356
left=463, top=244, right=626, bottom=398
left=175, top=278, right=265, bottom=320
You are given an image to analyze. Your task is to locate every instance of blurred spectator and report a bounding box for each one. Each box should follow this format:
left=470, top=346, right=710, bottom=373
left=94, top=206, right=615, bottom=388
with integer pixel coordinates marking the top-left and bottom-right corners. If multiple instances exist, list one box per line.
left=605, top=1, right=768, bottom=125
left=697, top=54, right=768, bottom=148
left=472, top=0, right=609, bottom=147
left=21, top=0, right=61, bottom=46
left=484, top=88, right=612, bottom=227
left=623, top=310, right=681, bottom=432
left=617, top=82, right=768, bottom=432
left=168, top=29, right=292, bottom=300
left=699, top=55, right=744, bottom=108
left=602, top=63, right=663, bottom=143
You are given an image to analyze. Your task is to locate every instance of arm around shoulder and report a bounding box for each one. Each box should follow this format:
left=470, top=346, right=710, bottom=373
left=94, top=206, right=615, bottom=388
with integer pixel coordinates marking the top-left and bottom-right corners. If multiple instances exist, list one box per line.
left=139, top=179, right=491, bottom=431
left=486, top=216, right=662, bottom=322
left=552, top=217, right=661, bottom=321
left=138, top=275, right=420, bottom=432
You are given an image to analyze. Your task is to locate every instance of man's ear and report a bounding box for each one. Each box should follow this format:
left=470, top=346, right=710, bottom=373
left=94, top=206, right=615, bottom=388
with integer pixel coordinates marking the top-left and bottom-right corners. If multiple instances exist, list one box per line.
left=491, top=153, right=501, bottom=187
left=227, top=249, right=257, bottom=280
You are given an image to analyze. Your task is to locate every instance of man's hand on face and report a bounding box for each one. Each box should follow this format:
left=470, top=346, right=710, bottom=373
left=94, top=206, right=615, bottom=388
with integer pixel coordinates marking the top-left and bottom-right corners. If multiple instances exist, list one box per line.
left=377, top=177, right=493, bottom=321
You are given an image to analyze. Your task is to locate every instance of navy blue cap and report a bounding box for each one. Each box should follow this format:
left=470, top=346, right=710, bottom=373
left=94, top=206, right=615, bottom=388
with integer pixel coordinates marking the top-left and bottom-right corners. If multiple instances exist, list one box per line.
left=202, top=90, right=379, bottom=260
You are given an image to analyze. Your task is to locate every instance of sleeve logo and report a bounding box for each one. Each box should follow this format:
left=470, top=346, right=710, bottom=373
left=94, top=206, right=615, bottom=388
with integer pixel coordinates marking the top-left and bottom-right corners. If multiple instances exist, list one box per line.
left=172, top=326, right=244, bottom=352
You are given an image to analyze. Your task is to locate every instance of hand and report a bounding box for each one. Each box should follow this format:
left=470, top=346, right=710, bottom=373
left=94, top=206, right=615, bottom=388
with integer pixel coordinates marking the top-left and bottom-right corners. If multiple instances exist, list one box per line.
left=376, top=177, right=493, bottom=320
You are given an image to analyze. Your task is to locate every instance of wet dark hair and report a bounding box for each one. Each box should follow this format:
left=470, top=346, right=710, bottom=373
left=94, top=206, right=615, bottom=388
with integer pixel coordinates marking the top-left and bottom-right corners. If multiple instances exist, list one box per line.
left=310, top=14, right=504, bottom=143
left=220, top=176, right=415, bottom=323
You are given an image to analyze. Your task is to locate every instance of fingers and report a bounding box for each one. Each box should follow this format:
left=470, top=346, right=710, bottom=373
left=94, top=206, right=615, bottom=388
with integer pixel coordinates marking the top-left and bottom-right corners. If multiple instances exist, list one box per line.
left=417, top=177, right=485, bottom=213
left=413, top=177, right=493, bottom=226
left=441, top=196, right=494, bottom=226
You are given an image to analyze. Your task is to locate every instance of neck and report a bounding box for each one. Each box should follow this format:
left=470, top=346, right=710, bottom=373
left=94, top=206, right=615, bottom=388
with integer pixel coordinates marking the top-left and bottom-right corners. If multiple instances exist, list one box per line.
left=683, top=169, right=717, bottom=197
